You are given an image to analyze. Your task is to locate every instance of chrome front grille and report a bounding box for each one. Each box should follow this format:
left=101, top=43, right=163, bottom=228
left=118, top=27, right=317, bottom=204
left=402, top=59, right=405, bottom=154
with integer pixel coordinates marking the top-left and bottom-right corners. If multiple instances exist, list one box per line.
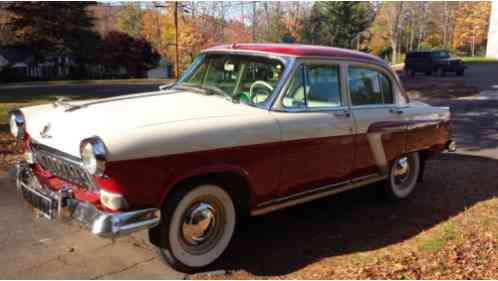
left=31, top=143, right=95, bottom=190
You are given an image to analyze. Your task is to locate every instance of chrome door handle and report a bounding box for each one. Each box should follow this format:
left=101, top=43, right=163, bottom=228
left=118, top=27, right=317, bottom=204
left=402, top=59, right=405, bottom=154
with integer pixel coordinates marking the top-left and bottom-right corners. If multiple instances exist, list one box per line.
left=390, top=108, right=404, bottom=115
left=334, top=110, right=351, bottom=118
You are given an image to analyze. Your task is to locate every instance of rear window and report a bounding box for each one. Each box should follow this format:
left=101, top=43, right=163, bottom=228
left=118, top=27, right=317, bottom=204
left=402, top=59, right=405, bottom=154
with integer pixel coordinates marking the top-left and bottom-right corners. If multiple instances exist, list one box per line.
left=431, top=51, right=450, bottom=59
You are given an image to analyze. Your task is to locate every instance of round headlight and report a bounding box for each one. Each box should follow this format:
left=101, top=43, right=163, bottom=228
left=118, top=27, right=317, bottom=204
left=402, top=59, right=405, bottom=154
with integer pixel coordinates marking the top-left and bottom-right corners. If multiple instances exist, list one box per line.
left=9, top=110, right=25, bottom=139
left=80, top=137, right=107, bottom=176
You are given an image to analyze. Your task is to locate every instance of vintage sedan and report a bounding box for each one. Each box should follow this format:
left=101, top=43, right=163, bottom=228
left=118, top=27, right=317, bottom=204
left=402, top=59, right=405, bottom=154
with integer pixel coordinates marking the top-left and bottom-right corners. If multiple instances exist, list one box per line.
left=10, top=43, right=455, bottom=272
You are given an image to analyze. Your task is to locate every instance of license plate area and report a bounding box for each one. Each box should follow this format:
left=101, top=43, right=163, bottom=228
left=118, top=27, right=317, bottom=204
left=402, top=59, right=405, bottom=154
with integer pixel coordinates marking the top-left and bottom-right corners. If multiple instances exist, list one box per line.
left=21, top=184, right=58, bottom=219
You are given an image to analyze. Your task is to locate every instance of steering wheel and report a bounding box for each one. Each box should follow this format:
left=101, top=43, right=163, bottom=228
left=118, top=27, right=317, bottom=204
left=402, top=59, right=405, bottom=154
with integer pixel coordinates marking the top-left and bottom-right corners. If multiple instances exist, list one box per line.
left=249, top=81, right=274, bottom=104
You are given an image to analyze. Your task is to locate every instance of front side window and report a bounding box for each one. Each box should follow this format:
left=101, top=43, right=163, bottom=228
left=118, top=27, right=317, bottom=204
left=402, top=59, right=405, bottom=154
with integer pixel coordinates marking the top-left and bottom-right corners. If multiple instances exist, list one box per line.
left=176, top=53, right=285, bottom=106
left=348, top=67, right=394, bottom=106
left=283, top=64, right=342, bottom=109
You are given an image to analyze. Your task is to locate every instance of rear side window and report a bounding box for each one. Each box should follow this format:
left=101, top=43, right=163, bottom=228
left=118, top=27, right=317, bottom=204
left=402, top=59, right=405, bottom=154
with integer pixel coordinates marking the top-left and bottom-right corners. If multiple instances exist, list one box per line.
left=348, top=67, right=394, bottom=106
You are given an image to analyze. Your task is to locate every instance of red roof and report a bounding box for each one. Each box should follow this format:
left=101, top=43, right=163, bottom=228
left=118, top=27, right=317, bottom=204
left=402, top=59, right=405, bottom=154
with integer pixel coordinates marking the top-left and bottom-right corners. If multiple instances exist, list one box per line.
left=206, top=43, right=386, bottom=65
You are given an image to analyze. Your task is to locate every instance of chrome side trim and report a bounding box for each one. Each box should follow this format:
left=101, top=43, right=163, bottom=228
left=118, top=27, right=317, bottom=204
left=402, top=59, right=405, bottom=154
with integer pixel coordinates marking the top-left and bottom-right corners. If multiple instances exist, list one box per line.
left=257, top=180, right=351, bottom=208
left=251, top=174, right=386, bottom=216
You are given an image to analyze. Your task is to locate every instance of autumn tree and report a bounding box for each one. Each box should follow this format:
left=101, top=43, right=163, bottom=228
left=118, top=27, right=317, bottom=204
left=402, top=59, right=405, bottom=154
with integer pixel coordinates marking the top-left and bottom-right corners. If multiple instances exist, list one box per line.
left=0, top=4, right=16, bottom=45
left=116, top=2, right=143, bottom=38
left=91, top=3, right=121, bottom=37
left=453, top=1, right=491, bottom=56
left=100, top=31, right=160, bottom=78
left=4, top=2, right=100, bottom=77
left=142, top=8, right=162, bottom=52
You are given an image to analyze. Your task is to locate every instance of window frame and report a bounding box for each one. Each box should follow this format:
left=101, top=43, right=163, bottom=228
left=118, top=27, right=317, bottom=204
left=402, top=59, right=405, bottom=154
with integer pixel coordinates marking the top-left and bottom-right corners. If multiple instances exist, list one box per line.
left=345, top=62, right=403, bottom=109
left=274, top=59, right=349, bottom=113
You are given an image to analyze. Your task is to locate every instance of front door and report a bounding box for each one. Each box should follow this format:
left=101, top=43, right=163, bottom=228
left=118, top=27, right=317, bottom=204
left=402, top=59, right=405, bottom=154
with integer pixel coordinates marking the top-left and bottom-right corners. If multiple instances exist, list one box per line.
left=271, top=63, right=355, bottom=197
left=347, top=65, right=407, bottom=177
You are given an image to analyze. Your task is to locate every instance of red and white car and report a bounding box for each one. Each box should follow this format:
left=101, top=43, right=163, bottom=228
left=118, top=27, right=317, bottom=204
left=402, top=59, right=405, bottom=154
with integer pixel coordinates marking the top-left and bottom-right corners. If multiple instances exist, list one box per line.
left=11, top=44, right=455, bottom=272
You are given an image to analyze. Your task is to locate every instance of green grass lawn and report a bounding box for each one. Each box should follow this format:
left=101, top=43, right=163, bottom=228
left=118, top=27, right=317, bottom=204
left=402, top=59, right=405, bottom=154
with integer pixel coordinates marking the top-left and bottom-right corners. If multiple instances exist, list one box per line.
left=461, top=56, right=498, bottom=63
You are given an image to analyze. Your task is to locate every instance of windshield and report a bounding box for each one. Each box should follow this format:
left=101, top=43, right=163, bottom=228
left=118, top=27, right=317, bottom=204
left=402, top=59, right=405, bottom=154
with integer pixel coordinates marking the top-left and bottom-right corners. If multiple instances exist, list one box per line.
left=175, top=53, right=285, bottom=106
left=431, top=51, right=450, bottom=59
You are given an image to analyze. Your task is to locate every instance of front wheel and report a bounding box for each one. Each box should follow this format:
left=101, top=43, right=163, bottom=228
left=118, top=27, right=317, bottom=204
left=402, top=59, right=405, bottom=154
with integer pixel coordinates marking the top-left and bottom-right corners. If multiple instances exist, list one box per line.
left=437, top=67, right=446, bottom=77
left=382, top=152, right=421, bottom=200
left=154, top=184, right=236, bottom=273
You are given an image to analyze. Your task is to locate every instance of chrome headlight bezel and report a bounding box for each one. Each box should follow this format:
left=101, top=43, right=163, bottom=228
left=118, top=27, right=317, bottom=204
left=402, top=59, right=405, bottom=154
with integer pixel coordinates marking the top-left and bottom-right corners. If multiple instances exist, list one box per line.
left=9, top=110, right=25, bottom=139
left=80, top=136, right=107, bottom=177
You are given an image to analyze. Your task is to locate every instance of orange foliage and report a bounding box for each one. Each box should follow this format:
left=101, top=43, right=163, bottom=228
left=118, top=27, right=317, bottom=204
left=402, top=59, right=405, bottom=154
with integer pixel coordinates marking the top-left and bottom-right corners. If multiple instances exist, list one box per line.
left=452, top=1, right=491, bottom=49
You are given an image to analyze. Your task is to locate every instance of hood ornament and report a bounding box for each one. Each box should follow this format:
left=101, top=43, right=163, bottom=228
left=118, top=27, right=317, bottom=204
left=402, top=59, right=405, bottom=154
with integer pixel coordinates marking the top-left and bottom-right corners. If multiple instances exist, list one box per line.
left=40, top=123, right=52, bottom=139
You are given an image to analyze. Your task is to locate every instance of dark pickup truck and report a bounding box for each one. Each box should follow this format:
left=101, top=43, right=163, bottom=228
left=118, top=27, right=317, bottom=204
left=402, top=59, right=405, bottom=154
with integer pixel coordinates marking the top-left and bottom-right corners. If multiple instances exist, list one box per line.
left=405, top=50, right=467, bottom=76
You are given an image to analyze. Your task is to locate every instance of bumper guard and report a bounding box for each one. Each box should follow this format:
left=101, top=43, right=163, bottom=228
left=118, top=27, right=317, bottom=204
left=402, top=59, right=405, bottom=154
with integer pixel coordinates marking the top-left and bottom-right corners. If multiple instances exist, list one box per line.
left=15, top=161, right=160, bottom=238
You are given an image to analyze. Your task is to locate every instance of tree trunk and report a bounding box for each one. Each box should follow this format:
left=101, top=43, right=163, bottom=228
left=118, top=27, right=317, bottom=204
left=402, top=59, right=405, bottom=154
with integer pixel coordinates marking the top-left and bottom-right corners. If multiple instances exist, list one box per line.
left=391, top=40, right=398, bottom=64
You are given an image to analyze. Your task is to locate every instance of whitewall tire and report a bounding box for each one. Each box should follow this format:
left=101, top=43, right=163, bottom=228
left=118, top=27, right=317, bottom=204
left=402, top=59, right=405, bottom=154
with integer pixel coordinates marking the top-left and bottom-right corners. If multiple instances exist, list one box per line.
left=383, top=152, right=421, bottom=200
left=156, top=184, right=236, bottom=273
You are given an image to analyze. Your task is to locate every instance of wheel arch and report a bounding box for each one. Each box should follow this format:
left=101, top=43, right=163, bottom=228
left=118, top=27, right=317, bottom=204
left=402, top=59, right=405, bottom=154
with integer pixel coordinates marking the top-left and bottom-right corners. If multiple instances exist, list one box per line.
left=160, top=169, right=253, bottom=218
left=413, top=149, right=430, bottom=183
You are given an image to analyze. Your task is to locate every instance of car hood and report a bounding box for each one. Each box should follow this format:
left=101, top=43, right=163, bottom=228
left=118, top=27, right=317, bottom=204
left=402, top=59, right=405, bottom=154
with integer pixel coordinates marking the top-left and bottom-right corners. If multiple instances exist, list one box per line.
left=22, top=90, right=264, bottom=157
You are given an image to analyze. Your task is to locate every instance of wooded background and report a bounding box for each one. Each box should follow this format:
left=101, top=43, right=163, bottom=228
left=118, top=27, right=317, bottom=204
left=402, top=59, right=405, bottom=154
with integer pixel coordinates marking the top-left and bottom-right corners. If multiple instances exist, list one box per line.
left=0, top=1, right=492, bottom=80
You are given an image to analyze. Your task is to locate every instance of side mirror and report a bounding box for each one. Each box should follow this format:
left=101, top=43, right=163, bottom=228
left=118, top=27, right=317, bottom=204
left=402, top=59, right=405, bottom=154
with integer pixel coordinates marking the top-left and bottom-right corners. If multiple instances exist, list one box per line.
left=159, top=83, right=174, bottom=91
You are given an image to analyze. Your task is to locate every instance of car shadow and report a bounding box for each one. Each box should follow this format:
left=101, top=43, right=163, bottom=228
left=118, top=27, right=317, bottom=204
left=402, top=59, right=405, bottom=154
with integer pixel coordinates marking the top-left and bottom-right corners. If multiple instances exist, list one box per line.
left=209, top=152, right=498, bottom=276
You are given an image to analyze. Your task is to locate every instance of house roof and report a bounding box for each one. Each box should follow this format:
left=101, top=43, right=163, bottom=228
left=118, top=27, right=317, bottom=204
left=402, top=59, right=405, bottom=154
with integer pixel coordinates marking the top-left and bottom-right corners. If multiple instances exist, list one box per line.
left=205, top=43, right=386, bottom=65
left=0, top=46, right=35, bottom=65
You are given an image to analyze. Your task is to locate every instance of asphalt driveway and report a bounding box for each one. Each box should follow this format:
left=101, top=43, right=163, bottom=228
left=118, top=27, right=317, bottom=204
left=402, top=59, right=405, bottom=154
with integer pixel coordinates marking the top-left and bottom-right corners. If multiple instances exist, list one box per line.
left=0, top=170, right=184, bottom=279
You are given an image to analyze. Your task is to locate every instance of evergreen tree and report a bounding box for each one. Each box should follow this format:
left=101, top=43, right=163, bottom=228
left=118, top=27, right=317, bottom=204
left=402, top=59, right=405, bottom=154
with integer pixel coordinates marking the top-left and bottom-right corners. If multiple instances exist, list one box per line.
left=301, top=2, right=370, bottom=48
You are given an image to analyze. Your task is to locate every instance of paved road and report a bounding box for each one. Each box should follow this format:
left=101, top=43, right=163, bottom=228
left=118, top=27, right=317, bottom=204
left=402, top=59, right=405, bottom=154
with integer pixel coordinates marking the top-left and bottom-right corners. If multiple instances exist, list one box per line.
left=0, top=83, right=163, bottom=102
left=0, top=63, right=497, bottom=278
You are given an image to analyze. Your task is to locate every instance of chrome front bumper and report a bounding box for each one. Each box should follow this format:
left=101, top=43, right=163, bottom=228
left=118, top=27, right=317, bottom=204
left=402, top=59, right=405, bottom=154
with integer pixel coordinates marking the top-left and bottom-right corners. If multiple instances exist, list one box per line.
left=15, top=161, right=160, bottom=238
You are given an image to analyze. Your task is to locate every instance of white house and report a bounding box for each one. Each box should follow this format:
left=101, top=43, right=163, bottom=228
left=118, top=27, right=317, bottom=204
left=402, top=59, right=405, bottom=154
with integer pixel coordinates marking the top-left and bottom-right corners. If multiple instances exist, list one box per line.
left=487, top=1, right=498, bottom=58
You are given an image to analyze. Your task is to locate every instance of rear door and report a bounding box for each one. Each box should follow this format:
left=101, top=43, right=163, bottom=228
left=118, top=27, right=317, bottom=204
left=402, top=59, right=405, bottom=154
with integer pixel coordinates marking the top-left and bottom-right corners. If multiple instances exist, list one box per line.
left=347, top=64, right=407, bottom=177
left=271, top=61, right=355, bottom=197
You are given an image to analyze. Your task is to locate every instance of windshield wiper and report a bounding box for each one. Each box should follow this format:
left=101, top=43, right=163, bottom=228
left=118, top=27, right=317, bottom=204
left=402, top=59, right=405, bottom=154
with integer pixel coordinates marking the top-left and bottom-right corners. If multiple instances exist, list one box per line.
left=159, top=83, right=175, bottom=91
left=175, top=83, right=234, bottom=102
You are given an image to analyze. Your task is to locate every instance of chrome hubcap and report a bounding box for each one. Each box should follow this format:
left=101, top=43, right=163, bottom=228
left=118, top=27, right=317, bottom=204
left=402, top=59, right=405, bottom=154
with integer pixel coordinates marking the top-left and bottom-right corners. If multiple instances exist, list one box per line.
left=182, top=202, right=216, bottom=246
left=179, top=198, right=225, bottom=255
left=393, top=157, right=409, bottom=178
left=392, top=156, right=413, bottom=189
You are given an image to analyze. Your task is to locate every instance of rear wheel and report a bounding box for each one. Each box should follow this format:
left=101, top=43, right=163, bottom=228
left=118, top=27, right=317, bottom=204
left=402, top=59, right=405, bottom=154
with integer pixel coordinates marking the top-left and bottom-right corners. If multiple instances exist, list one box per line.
left=154, top=184, right=236, bottom=273
left=382, top=152, right=421, bottom=200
